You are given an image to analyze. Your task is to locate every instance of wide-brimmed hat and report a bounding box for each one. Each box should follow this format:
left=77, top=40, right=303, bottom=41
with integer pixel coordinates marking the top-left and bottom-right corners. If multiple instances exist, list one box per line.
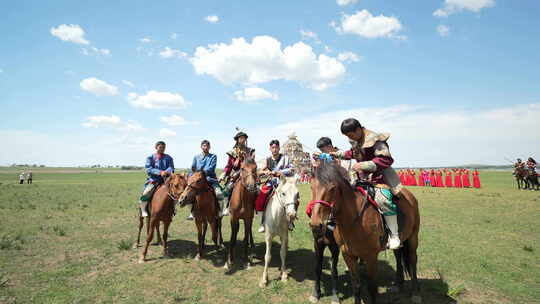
left=234, top=131, right=248, bottom=141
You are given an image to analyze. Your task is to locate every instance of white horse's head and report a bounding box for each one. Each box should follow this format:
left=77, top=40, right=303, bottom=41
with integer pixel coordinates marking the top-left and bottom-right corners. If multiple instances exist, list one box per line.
left=276, top=175, right=299, bottom=223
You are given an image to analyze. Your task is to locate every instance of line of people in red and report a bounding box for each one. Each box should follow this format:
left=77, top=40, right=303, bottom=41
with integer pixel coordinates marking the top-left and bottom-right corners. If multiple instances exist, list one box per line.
left=398, top=168, right=481, bottom=188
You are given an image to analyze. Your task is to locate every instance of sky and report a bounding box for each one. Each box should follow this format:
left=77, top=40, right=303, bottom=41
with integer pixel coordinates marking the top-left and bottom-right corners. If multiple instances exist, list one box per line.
left=0, top=0, right=539, bottom=168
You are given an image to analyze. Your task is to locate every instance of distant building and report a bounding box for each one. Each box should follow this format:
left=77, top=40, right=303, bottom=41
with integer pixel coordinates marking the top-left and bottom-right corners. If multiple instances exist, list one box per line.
left=282, top=133, right=312, bottom=174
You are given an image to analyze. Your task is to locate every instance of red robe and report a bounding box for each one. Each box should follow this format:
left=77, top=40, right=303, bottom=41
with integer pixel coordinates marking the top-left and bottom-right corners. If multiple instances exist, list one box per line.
left=436, top=171, right=444, bottom=187
left=445, top=171, right=453, bottom=187
left=409, top=171, right=417, bottom=186
left=418, top=171, right=425, bottom=186
left=429, top=171, right=436, bottom=187
left=473, top=170, right=481, bottom=188
left=462, top=170, right=471, bottom=188
left=399, top=172, right=406, bottom=185
left=454, top=172, right=462, bottom=188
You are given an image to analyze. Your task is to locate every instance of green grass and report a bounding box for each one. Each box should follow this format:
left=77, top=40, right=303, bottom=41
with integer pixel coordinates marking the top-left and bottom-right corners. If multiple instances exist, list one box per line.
left=0, top=169, right=538, bottom=303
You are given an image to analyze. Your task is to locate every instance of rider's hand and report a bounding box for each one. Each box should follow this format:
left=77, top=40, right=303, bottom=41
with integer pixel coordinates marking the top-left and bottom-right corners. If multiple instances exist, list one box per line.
left=312, top=152, right=321, bottom=159
left=160, top=171, right=169, bottom=177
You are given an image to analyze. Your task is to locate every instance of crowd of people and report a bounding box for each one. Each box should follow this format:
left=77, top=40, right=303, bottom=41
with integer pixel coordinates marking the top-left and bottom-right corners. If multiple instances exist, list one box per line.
left=398, top=168, right=481, bottom=188
left=18, top=170, right=33, bottom=184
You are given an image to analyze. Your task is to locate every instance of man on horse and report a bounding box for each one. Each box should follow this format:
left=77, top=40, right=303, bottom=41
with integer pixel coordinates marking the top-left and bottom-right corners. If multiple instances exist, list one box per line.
left=186, top=140, right=227, bottom=220
left=527, top=157, right=537, bottom=173
left=219, top=131, right=255, bottom=216
left=139, top=141, right=174, bottom=217
left=255, top=139, right=295, bottom=233
left=314, top=136, right=357, bottom=182
left=331, top=118, right=403, bottom=250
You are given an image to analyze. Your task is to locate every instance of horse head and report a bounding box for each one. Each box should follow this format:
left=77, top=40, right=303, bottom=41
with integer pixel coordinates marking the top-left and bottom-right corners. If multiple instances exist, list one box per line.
left=166, top=173, right=188, bottom=203
left=177, top=171, right=207, bottom=207
left=276, top=175, right=299, bottom=224
left=240, top=157, right=258, bottom=193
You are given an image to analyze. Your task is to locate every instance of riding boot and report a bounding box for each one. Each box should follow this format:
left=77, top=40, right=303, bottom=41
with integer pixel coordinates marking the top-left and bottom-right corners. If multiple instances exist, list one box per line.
left=222, top=198, right=230, bottom=216
left=258, top=211, right=265, bottom=233
left=186, top=205, right=194, bottom=220
left=140, top=201, right=149, bottom=217
left=384, top=214, right=400, bottom=249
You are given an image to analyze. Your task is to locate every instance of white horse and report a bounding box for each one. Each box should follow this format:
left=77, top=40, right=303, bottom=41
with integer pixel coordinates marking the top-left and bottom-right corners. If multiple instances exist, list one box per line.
left=259, top=176, right=299, bottom=288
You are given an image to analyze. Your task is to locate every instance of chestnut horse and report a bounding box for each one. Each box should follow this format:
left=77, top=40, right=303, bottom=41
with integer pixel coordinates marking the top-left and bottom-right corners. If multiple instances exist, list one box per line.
left=177, top=171, right=224, bottom=260
left=309, top=162, right=421, bottom=304
left=224, top=158, right=258, bottom=269
left=138, top=173, right=187, bottom=263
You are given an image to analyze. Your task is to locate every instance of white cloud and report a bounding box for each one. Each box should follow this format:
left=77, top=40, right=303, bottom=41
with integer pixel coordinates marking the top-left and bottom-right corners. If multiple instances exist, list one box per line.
left=81, top=115, right=145, bottom=132
left=80, top=78, right=119, bottom=96
left=205, top=15, right=219, bottom=23
left=82, top=47, right=110, bottom=56
left=337, top=51, right=361, bottom=62
left=160, top=115, right=188, bottom=126
left=437, top=25, right=450, bottom=37
left=128, top=90, right=190, bottom=110
left=159, top=47, right=188, bottom=59
left=159, top=128, right=176, bottom=138
left=234, top=87, right=278, bottom=103
left=300, top=30, right=321, bottom=44
left=332, top=10, right=404, bottom=39
left=170, top=33, right=178, bottom=40
left=50, top=24, right=89, bottom=45
left=434, top=0, right=495, bottom=17
left=336, top=0, right=358, bottom=6
left=122, top=80, right=134, bottom=87
left=139, top=37, right=152, bottom=43
left=190, top=35, right=346, bottom=91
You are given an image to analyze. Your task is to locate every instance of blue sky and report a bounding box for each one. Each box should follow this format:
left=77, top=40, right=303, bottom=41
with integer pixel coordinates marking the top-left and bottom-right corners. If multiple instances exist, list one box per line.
left=0, top=0, right=539, bottom=167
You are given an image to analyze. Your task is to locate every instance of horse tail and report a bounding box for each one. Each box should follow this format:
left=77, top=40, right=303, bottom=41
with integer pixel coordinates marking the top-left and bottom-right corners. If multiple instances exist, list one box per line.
left=399, top=239, right=412, bottom=279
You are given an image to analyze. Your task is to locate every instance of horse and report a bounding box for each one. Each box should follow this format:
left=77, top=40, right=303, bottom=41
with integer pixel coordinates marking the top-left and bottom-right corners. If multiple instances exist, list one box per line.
left=259, top=176, right=299, bottom=288
left=177, top=171, right=224, bottom=260
left=308, top=170, right=341, bottom=304
left=309, top=162, right=421, bottom=304
left=134, top=205, right=162, bottom=249
left=138, top=173, right=187, bottom=263
left=526, top=170, right=539, bottom=190
left=224, top=158, right=258, bottom=269
left=515, top=167, right=529, bottom=190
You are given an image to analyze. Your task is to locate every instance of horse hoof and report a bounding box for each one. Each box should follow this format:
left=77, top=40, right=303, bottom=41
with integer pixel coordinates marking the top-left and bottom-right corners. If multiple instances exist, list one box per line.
left=132, top=243, right=139, bottom=249
left=281, top=273, right=288, bottom=282
left=138, top=258, right=145, bottom=264
left=246, top=263, right=251, bottom=270
left=330, top=298, right=340, bottom=304
left=411, top=295, right=422, bottom=304
left=224, top=262, right=230, bottom=270
left=308, top=295, right=319, bottom=303
left=259, top=280, right=267, bottom=288
left=194, top=254, right=200, bottom=261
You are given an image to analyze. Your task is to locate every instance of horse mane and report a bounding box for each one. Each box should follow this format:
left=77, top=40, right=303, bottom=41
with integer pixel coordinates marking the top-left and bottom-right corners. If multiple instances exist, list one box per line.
left=243, top=157, right=256, bottom=166
left=314, top=161, right=353, bottom=192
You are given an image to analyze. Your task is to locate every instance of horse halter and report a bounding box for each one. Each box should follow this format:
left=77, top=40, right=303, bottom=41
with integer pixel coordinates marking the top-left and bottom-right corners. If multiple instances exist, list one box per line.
left=186, top=181, right=210, bottom=196
left=240, top=168, right=258, bottom=192
left=308, top=199, right=336, bottom=232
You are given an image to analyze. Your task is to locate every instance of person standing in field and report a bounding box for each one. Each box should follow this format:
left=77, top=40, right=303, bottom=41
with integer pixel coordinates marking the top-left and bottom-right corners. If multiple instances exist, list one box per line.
left=444, top=168, right=453, bottom=187
left=27, top=170, right=33, bottom=184
left=473, top=169, right=481, bottom=188
left=139, top=141, right=174, bottom=217
left=19, top=171, right=25, bottom=184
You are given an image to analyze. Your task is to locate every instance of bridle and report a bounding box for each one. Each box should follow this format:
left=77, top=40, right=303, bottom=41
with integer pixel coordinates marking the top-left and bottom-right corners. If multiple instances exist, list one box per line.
left=308, top=199, right=336, bottom=232
left=240, top=167, right=258, bottom=192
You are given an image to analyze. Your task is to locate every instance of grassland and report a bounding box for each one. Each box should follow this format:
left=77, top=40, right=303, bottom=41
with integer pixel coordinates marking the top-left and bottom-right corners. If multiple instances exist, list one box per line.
left=0, top=169, right=538, bottom=304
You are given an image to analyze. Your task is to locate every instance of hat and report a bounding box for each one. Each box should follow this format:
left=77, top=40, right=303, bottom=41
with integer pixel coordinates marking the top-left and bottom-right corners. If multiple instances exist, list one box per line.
left=234, top=131, right=248, bottom=141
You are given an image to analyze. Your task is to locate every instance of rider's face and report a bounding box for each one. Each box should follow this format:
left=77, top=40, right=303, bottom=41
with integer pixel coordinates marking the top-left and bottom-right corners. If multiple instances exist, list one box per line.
left=201, top=143, right=210, bottom=154
left=270, top=144, right=280, bottom=156
left=319, top=145, right=333, bottom=153
left=237, top=136, right=247, bottom=145
left=156, top=144, right=166, bottom=154
left=344, top=128, right=363, bottom=142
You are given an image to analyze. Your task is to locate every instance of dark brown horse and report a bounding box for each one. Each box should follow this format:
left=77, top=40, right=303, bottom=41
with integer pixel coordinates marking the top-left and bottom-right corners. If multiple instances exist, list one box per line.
left=515, top=167, right=529, bottom=189
left=134, top=205, right=161, bottom=249
left=177, top=171, right=224, bottom=260
left=138, top=173, right=187, bottom=263
left=224, top=158, right=258, bottom=269
left=309, top=162, right=421, bottom=304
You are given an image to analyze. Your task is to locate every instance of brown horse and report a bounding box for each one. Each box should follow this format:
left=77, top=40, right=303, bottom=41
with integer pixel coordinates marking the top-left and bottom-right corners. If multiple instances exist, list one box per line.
left=134, top=206, right=161, bottom=249
left=309, top=162, right=421, bottom=304
left=177, top=171, right=224, bottom=260
left=138, top=173, right=187, bottom=263
left=224, top=158, right=258, bottom=269
left=515, top=167, right=529, bottom=189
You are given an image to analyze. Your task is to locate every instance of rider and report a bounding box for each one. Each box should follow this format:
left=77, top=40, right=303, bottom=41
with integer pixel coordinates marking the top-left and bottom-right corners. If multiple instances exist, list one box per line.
left=139, top=141, right=174, bottom=217
left=330, top=118, right=403, bottom=250
left=186, top=140, right=227, bottom=220
left=219, top=131, right=255, bottom=216
left=256, top=139, right=294, bottom=233
left=527, top=157, right=537, bottom=173
left=314, top=136, right=357, bottom=182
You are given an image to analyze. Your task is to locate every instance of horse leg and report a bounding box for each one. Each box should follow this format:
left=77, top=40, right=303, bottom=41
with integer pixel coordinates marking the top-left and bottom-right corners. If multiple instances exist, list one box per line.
left=259, top=231, right=273, bottom=288
left=309, top=240, right=324, bottom=303
left=225, top=220, right=239, bottom=269
left=244, top=219, right=253, bottom=268
left=343, top=253, right=361, bottom=304
left=390, top=248, right=404, bottom=292
left=161, top=219, right=171, bottom=257
left=329, top=242, right=340, bottom=304
left=154, top=222, right=162, bottom=245
left=134, top=212, right=143, bottom=249
left=195, top=217, right=203, bottom=261
left=280, top=232, right=289, bottom=282
left=365, top=254, right=379, bottom=304
left=201, top=221, right=208, bottom=258
left=406, top=237, right=422, bottom=304
left=218, top=217, right=224, bottom=247
left=210, top=217, right=219, bottom=248
left=139, top=216, right=157, bottom=263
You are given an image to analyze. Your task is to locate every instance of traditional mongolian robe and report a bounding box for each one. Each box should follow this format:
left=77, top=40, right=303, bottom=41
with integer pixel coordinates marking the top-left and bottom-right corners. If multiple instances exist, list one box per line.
left=462, top=170, right=471, bottom=188
left=436, top=170, right=444, bottom=187
left=454, top=171, right=462, bottom=188
left=145, top=153, right=174, bottom=185
left=418, top=170, right=425, bottom=186
left=409, top=171, right=417, bottom=186
left=255, top=153, right=294, bottom=212
left=445, top=170, right=453, bottom=187
left=423, top=171, right=430, bottom=186
left=473, top=170, right=481, bottom=188
left=429, top=170, right=436, bottom=187
left=399, top=171, right=406, bottom=185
